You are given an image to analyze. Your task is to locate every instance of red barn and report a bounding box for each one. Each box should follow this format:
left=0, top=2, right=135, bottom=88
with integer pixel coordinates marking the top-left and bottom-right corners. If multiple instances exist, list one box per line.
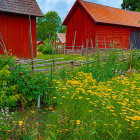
left=0, top=0, right=43, bottom=59
left=62, top=0, right=140, bottom=50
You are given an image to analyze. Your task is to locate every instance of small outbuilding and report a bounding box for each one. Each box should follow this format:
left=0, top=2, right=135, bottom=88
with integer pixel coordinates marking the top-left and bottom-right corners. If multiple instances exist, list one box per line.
left=62, top=0, right=140, bottom=49
left=54, top=33, right=66, bottom=47
left=37, top=41, right=44, bottom=46
left=0, top=0, right=43, bottom=58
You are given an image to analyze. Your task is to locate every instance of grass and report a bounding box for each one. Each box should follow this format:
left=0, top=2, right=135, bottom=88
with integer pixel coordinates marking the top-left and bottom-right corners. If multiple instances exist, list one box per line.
left=1, top=49, right=140, bottom=139
left=37, top=53, right=88, bottom=61
left=2, top=71, right=139, bottom=140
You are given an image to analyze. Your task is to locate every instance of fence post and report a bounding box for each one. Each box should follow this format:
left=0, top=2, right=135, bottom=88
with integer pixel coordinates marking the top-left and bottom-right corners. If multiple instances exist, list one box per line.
left=71, top=31, right=77, bottom=69
left=104, top=37, right=107, bottom=58
left=91, top=39, right=94, bottom=57
left=29, top=15, right=35, bottom=73
left=130, top=43, right=133, bottom=75
left=120, top=41, right=124, bottom=61
left=51, top=44, right=55, bottom=72
left=86, top=39, right=89, bottom=58
left=64, top=43, right=66, bottom=55
left=0, top=33, right=8, bottom=56
left=81, top=41, right=84, bottom=56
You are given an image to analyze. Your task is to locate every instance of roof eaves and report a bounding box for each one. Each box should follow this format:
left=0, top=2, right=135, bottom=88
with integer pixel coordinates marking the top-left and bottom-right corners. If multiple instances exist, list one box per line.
left=34, top=0, right=44, bottom=17
left=96, top=21, right=140, bottom=28
left=78, top=0, right=97, bottom=23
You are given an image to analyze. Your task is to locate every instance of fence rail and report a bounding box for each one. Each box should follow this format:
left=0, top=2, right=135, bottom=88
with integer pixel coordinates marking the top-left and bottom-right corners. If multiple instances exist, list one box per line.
left=18, top=47, right=140, bottom=73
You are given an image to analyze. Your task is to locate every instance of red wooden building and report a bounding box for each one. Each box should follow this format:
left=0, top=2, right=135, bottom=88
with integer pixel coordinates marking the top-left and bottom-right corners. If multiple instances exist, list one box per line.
left=54, top=33, right=66, bottom=47
left=37, top=41, right=44, bottom=46
left=0, top=0, right=43, bottom=58
left=62, top=0, right=140, bottom=49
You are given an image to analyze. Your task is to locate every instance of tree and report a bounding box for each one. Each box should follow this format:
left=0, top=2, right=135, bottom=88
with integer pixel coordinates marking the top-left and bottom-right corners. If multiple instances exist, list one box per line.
left=121, top=0, right=140, bottom=12
left=37, top=11, right=65, bottom=41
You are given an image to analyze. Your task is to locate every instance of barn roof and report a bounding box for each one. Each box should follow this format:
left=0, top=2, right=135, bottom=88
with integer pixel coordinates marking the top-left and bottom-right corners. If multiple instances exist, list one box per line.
left=62, top=0, right=140, bottom=28
left=0, top=0, right=43, bottom=17
left=57, top=33, right=66, bottom=44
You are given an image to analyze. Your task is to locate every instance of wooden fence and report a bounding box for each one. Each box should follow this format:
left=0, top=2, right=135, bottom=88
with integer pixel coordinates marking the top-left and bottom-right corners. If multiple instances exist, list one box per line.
left=19, top=47, right=139, bottom=73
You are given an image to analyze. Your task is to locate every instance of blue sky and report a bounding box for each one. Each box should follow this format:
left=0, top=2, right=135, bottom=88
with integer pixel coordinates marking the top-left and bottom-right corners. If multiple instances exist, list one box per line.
left=36, top=0, right=123, bottom=22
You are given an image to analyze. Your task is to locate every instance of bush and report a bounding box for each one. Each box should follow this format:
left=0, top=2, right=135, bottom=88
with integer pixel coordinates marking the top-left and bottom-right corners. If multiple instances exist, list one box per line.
left=37, top=40, right=56, bottom=54
left=37, top=44, right=44, bottom=52
left=0, top=55, right=57, bottom=110
left=42, top=44, right=56, bottom=54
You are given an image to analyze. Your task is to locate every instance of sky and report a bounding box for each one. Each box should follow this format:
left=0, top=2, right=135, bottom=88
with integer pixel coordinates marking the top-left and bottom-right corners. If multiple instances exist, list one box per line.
left=36, top=0, right=123, bottom=22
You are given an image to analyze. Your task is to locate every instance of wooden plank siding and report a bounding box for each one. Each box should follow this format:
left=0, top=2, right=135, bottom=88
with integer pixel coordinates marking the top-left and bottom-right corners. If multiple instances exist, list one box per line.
left=0, top=12, right=37, bottom=58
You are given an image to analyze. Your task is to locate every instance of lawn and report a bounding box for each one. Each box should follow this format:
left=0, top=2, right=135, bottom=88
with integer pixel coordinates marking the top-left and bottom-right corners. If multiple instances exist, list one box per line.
left=37, top=53, right=88, bottom=61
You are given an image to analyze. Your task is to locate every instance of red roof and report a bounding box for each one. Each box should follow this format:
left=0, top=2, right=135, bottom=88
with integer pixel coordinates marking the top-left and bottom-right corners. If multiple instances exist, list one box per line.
left=57, top=33, right=66, bottom=44
left=0, top=0, right=43, bottom=17
left=62, top=0, right=140, bottom=28
left=37, top=41, right=43, bottom=45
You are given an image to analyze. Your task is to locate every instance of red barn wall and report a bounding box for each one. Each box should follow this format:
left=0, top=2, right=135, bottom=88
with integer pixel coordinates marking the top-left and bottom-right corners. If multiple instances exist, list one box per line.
left=95, top=24, right=140, bottom=49
left=66, top=5, right=96, bottom=49
left=0, top=12, right=36, bottom=59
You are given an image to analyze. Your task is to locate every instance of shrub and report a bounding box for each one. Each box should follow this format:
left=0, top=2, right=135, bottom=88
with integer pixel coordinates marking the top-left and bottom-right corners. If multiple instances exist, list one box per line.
left=37, top=45, right=44, bottom=52
left=0, top=55, right=57, bottom=110
left=37, top=40, right=56, bottom=54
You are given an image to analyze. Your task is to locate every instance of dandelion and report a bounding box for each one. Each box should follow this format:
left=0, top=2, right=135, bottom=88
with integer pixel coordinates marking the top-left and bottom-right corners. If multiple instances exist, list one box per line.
left=53, top=97, right=57, bottom=99
left=19, top=121, right=23, bottom=126
left=76, top=120, right=81, bottom=125
left=79, top=96, right=83, bottom=100
left=88, top=110, right=93, bottom=112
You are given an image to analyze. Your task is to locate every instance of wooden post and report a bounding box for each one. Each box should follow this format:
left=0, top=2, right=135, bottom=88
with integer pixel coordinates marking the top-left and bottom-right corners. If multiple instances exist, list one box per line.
left=104, top=37, right=107, bottom=58
left=96, top=37, right=100, bottom=62
left=120, top=41, right=124, bottom=61
left=91, top=39, right=94, bottom=56
left=86, top=39, right=89, bottom=58
left=113, top=40, right=115, bottom=49
left=51, top=43, right=55, bottom=72
left=130, top=43, right=133, bottom=75
left=0, top=33, right=8, bottom=56
left=81, top=41, right=84, bottom=56
left=71, top=31, right=77, bottom=68
left=29, top=15, right=35, bottom=73
left=64, top=43, right=66, bottom=55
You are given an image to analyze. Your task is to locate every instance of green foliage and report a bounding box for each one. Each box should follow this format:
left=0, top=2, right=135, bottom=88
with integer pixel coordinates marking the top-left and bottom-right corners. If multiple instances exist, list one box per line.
left=121, top=0, right=140, bottom=11
left=43, top=45, right=53, bottom=54
left=37, top=11, right=64, bottom=41
left=0, top=55, right=57, bottom=109
left=0, top=108, right=39, bottom=139
left=36, top=72, right=140, bottom=140
left=37, top=44, right=44, bottom=52
left=132, top=51, right=140, bottom=70
left=37, top=41, right=56, bottom=54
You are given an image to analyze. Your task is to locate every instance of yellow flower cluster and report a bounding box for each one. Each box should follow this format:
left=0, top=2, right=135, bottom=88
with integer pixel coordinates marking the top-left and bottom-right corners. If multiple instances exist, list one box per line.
left=56, top=72, right=140, bottom=134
